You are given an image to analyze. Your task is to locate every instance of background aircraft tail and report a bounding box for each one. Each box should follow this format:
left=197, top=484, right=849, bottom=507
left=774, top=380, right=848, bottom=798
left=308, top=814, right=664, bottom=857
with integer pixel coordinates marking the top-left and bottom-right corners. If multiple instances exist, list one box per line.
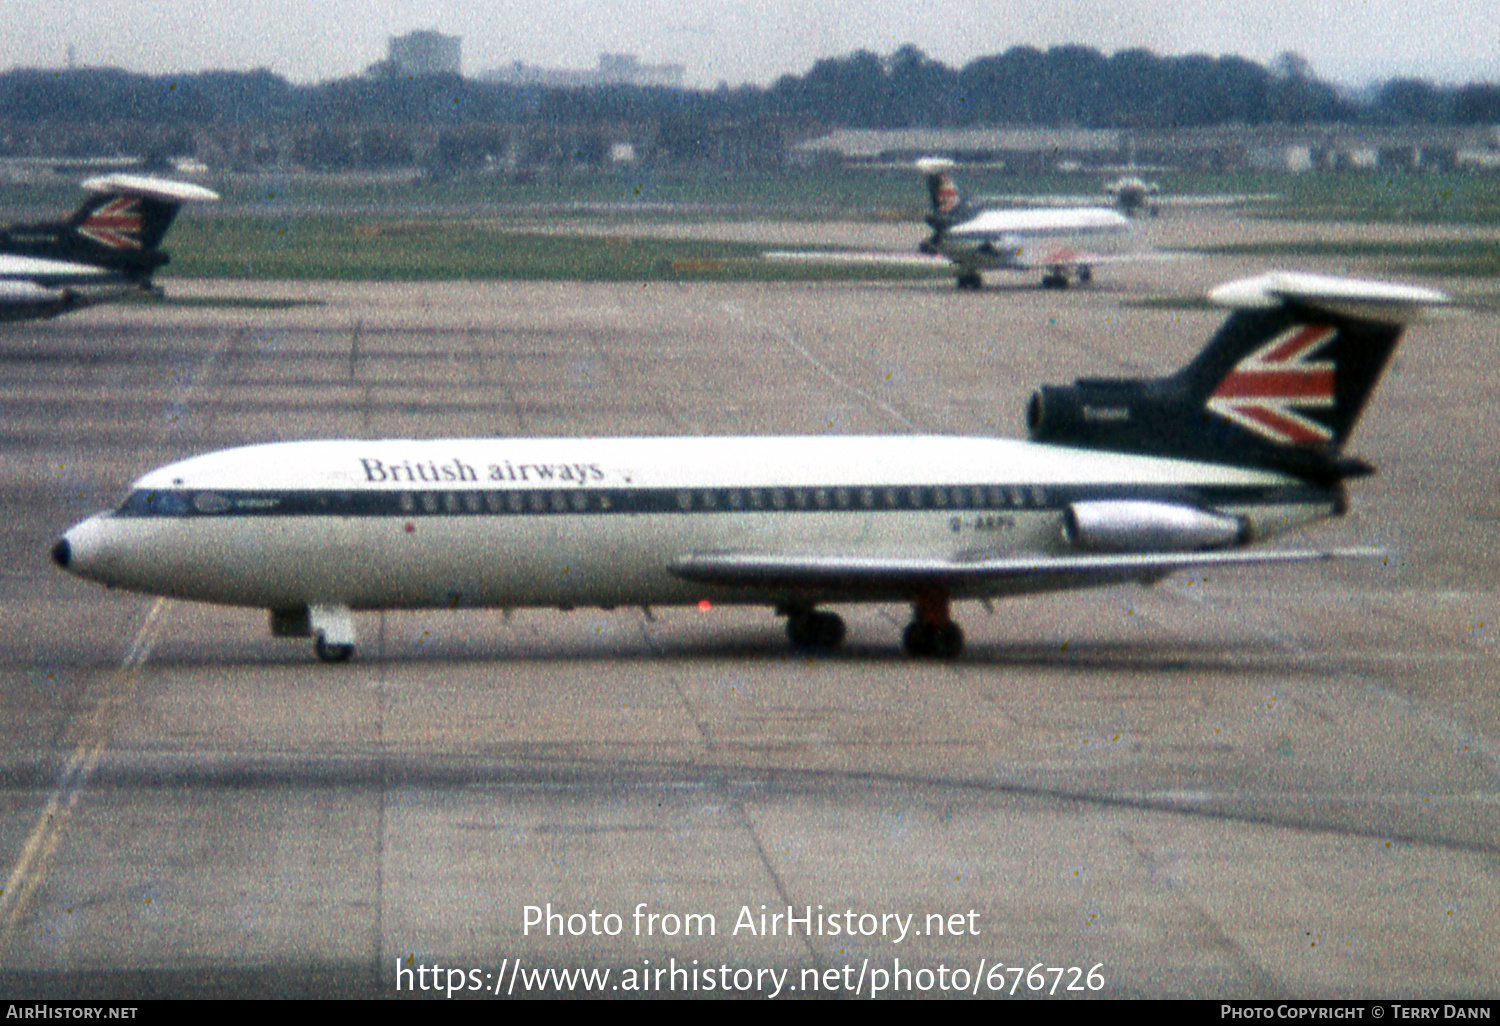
left=1026, top=272, right=1449, bottom=482
left=916, top=157, right=973, bottom=232
left=60, top=175, right=219, bottom=277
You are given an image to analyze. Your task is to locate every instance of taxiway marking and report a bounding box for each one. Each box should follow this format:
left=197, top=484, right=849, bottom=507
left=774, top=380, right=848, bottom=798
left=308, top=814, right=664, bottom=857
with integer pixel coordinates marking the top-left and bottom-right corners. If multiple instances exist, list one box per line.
left=0, top=598, right=166, bottom=952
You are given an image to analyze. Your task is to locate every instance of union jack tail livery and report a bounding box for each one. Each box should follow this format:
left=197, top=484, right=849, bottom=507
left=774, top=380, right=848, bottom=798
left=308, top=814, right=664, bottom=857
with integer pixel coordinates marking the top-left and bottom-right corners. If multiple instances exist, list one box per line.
left=1, top=174, right=218, bottom=283
left=1027, top=272, right=1448, bottom=482
left=1204, top=323, right=1339, bottom=446
left=63, top=176, right=212, bottom=270
left=918, top=157, right=974, bottom=231
left=1, top=174, right=218, bottom=320
left=75, top=195, right=147, bottom=251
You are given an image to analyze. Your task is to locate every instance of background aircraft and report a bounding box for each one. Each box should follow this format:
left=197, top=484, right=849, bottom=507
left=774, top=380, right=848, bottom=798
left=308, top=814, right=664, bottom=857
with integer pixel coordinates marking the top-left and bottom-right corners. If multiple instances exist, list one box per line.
left=1104, top=174, right=1162, bottom=216
left=765, top=159, right=1145, bottom=290
left=915, top=157, right=1136, bottom=289
left=52, top=272, right=1446, bottom=662
left=0, top=174, right=219, bottom=320
left=994, top=172, right=1279, bottom=219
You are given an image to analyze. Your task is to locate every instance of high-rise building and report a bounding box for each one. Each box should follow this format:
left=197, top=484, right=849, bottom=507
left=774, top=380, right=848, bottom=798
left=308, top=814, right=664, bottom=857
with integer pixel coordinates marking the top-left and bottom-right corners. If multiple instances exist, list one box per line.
left=389, top=31, right=461, bottom=77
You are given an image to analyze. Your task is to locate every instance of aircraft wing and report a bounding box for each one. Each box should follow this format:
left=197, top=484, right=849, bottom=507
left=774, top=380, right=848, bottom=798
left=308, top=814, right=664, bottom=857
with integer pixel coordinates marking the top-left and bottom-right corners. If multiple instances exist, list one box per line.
left=671, top=547, right=1383, bottom=595
left=1032, top=248, right=1187, bottom=265
left=985, top=243, right=1187, bottom=275
left=762, top=250, right=951, bottom=268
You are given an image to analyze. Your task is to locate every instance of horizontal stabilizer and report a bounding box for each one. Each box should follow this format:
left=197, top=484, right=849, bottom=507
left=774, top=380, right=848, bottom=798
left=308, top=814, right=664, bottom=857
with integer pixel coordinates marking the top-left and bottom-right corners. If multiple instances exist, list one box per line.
left=915, top=157, right=956, bottom=175
left=80, top=175, right=220, bottom=204
left=1209, top=272, right=1449, bottom=323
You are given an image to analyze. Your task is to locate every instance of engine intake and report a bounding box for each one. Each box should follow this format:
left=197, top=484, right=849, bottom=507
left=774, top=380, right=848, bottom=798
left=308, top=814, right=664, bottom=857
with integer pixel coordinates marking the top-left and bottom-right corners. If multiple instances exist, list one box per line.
left=1063, top=500, right=1247, bottom=553
left=1026, top=378, right=1170, bottom=453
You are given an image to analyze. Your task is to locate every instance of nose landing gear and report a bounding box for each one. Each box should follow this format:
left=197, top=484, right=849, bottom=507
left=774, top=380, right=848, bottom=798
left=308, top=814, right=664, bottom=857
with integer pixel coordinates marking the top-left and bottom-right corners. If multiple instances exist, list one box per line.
left=272, top=604, right=357, bottom=663
left=314, top=636, right=355, bottom=663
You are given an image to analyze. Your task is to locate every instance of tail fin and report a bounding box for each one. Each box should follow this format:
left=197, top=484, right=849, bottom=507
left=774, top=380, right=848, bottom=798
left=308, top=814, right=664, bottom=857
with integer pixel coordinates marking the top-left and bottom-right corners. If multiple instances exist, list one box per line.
left=1027, top=273, right=1449, bottom=481
left=916, top=157, right=970, bottom=230
left=64, top=175, right=219, bottom=275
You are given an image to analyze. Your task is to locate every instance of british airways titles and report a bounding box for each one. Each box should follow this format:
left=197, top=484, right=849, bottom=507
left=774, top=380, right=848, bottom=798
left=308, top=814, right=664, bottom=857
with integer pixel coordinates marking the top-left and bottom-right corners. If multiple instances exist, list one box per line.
left=360, top=457, right=606, bottom=487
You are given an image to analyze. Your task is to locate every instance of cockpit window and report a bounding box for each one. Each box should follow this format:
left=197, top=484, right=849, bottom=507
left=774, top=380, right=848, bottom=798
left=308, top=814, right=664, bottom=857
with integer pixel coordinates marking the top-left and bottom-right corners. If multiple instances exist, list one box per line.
left=116, top=489, right=189, bottom=516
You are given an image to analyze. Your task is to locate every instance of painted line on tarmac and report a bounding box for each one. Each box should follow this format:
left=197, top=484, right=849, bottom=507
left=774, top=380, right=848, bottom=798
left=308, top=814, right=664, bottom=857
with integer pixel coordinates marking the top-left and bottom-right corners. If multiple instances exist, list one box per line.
left=0, top=597, right=166, bottom=954
left=721, top=301, right=915, bottom=429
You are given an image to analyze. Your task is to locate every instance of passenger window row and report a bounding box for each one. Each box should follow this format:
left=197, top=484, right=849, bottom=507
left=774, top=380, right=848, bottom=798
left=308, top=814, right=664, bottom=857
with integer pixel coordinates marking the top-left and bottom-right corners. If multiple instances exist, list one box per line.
left=671, top=485, right=1050, bottom=512
left=117, top=484, right=1061, bottom=517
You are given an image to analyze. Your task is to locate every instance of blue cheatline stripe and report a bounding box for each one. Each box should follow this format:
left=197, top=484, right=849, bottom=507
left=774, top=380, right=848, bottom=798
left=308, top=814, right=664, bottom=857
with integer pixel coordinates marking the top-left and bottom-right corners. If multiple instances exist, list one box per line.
left=111, top=482, right=1332, bottom=520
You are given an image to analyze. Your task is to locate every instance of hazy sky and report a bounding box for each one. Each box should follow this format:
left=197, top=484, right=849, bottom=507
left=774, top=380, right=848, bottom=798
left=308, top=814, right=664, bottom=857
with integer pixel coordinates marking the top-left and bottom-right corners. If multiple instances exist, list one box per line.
left=2, top=0, right=1495, bottom=89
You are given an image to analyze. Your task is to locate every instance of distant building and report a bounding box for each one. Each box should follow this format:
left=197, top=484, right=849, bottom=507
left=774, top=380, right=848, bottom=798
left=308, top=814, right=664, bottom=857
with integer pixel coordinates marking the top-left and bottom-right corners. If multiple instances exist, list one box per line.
left=596, top=54, right=684, bottom=88
left=481, top=53, right=684, bottom=89
left=794, top=125, right=1499, bottom=175
left=388, top=30, right=461, bottom=77
left=793, top=128, right=1123, bottom=173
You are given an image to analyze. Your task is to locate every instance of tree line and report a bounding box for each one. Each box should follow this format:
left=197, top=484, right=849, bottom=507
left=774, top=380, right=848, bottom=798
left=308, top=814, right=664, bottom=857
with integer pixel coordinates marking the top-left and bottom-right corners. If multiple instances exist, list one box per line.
left=1, top=46, right=1497, bottom=171
left=3, top=45, right=1498, bottom=131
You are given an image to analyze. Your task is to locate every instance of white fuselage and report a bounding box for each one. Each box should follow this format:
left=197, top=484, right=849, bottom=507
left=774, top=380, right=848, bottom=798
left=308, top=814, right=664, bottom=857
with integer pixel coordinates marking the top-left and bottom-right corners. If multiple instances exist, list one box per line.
left=938, top=208, right=1132, bottom=272
left=58, top=436, right=1333, bottom=614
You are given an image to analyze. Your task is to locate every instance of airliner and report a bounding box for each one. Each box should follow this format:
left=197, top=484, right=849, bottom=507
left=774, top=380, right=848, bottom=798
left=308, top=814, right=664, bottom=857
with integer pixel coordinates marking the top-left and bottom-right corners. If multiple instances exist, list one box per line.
left=763, top=158, right=1140, bottom=290
left=52, top=272, right=1446, bottom=662
left=916, top=157, right=1134, bottom=289
left=0, top=174, right=219, bottom=320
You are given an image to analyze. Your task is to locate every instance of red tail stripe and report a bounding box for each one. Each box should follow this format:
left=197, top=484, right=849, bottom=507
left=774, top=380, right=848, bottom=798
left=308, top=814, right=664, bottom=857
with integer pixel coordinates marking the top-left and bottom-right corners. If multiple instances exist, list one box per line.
left=1213, top=369, right=1335, bottom=399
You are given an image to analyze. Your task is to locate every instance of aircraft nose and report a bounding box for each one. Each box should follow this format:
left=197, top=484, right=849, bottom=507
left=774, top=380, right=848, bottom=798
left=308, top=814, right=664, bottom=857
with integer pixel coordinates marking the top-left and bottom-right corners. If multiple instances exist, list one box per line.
left=53, top=515, right=114, bottom=582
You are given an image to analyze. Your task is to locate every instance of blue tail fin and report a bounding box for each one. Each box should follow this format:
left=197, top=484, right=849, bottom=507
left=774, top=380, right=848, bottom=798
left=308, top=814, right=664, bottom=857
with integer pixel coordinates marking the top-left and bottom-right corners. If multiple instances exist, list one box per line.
left=1027, top=273, right=1448, bottom=482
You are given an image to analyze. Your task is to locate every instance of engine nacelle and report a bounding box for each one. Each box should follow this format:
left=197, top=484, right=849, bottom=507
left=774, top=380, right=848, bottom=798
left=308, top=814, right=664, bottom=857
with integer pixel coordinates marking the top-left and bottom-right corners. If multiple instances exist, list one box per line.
left=1026, top=378, right=1170, bottom=452
left=1063, top=500, right=1247, bottom=553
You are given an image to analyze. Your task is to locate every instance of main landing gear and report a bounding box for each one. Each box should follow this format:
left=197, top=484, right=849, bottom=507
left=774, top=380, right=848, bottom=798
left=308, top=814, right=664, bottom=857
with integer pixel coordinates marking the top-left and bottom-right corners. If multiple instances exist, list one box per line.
left=782, top=595, right=966, bottom=659
left=1041, top=266, right=1091, bottom=290
left=784, top=607, right=847, bottom=651
left=902, top=591, right=964, bottom=659
left=955, top=271, right=984, bottom=290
